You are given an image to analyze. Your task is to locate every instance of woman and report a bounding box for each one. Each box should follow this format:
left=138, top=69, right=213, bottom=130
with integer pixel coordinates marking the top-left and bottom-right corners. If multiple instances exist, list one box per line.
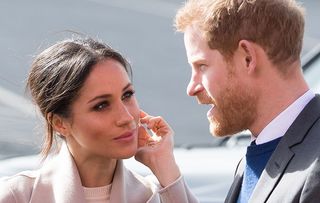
left=0, top=38, right=197, bottom=203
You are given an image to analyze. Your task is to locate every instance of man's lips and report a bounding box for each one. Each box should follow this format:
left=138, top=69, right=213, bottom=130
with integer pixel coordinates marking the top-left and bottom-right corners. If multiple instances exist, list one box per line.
left=197, top=97, right=216, bottom=118
left=194, top=91, right=216, bottom=117
left=207, top=104, right=215, bottom=118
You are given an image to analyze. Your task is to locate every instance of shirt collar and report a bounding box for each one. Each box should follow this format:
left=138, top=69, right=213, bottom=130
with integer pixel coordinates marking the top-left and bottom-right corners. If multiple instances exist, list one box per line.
left=253, top=90, right=315, bottom=145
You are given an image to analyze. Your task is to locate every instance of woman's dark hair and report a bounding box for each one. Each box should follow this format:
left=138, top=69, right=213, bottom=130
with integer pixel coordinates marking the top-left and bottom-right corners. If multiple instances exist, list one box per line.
left=27, top=37, right=132, bottom=158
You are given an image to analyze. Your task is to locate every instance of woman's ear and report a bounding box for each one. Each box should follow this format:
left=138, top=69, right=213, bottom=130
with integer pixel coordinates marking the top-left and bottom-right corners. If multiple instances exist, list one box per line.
left=51, top=114, right=70, bottom=138
left=238, top=40, right=257, bottom=75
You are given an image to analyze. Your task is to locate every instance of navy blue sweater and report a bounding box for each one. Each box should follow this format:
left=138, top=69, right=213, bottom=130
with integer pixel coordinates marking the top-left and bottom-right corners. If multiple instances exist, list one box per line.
left=237, top=137, right=282, bottom=203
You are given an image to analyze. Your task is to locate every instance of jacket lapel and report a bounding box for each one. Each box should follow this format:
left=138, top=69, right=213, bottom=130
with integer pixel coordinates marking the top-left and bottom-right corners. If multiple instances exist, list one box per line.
left=110, top=160, right=159, bottom=203
left=30, top=142, right=86, bottom=203
left=249, top=144, right=294, bottom=202
left=225, top=158, right=245, bottom=203
left=249, top=95, right=320, bottom=202
left=31, top=144, right=159, bottom=203
left=109, top=161, right=126, bottom=203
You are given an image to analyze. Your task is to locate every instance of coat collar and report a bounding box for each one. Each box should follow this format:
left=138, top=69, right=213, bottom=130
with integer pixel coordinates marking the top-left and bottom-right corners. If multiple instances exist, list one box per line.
left=30, top=142, right=86, bottom=203
left=224, top=95, right=320, bottom=203
left=29, top=142, right=160, bottom=203
left=249, top=95, right=320, bottom=202
left=110, top=160, right=159, bottom=203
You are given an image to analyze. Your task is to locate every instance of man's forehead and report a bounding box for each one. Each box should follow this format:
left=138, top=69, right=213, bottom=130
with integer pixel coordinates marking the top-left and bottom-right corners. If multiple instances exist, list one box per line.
left=183, top=28, right=212, bottom=65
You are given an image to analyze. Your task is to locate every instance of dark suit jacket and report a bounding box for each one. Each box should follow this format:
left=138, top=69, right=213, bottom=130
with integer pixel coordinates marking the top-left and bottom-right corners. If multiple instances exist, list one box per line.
left=225, top=95, right=320, bottom=203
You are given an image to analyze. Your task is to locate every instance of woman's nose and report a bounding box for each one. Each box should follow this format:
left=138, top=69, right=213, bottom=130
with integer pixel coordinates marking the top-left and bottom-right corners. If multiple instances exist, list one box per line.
left=116, top=104, right=134, bottom=127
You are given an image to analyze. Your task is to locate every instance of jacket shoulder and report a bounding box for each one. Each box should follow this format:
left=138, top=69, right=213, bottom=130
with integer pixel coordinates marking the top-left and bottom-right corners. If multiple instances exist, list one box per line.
left=0, top=170, right=38, bottom=203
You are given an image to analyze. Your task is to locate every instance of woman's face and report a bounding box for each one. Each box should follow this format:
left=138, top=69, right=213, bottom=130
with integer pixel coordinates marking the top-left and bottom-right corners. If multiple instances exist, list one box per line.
left=61, top=59, right=140, bottom=160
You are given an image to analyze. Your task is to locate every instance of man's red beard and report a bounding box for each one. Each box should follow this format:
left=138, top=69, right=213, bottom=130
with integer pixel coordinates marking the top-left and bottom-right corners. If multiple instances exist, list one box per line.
left=209, top=80, right=257, bottom=136
left=197, top=79, right=257, bottom=137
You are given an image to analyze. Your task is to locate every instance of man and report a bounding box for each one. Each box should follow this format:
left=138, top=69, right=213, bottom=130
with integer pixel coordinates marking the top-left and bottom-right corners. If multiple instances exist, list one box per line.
left=175, top=0, right=320, bottom=202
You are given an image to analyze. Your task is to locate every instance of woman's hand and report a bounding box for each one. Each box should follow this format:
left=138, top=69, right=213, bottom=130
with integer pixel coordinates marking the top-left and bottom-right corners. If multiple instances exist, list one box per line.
left=134, top=110, right=181, bottom=187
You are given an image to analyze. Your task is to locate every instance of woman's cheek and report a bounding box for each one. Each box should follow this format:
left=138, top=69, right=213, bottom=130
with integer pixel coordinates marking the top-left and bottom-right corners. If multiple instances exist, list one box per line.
left=130, top=99, right=140, bottom=121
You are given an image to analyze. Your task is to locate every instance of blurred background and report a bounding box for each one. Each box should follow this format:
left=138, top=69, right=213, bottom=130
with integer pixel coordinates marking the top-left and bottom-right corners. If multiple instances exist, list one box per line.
left=1, top=0, right=320, bottom=154
left=0, top=0, right=219, bottom=156
left=0, top=0, right=319, bottom=202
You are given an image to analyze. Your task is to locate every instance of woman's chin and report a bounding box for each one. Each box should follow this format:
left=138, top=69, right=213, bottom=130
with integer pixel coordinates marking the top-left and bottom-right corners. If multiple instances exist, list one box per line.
left=119, top=147, right=138, bottom=159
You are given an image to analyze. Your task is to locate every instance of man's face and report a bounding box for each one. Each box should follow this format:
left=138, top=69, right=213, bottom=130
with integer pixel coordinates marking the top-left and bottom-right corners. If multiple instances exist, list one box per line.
left=184, top=26, right=257, bottom=136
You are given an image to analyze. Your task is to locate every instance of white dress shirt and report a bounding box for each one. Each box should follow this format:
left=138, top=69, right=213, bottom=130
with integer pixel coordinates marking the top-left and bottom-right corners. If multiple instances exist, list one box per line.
left=254, top=90, right=315, bottom=145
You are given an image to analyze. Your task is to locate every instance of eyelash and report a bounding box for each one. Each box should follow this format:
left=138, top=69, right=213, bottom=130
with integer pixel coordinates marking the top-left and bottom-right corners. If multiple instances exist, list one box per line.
left=92, top=90, right=135, bottom=111
left=93, top=101, right=110, bottom=111
left=122, top=90, right=135, bottom=100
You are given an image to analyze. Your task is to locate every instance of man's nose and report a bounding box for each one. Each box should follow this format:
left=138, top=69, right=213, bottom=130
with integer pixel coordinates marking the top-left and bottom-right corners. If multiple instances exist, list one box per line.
left=187, top=75, right=204, bottom=96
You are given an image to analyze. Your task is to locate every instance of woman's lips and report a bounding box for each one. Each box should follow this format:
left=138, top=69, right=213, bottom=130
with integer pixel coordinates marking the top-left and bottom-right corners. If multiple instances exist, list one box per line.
left=114, top=130, right=135, bottom=142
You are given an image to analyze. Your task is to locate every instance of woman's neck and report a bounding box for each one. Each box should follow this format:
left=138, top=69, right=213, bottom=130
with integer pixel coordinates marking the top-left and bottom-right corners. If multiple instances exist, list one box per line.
left=66, top=138, right=118, bottom=187
left=76, top=158, right=117, bottom=187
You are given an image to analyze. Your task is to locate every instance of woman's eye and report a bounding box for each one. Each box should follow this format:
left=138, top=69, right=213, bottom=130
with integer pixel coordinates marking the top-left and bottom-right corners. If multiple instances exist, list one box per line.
left=93, top=102, right=109, bottom=111
left=122, top=90, right=135, bottom=100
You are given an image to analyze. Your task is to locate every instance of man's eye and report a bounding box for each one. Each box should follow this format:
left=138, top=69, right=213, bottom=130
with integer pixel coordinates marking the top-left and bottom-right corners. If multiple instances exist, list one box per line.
left=122, top=90, right=135, bottom=100
left=199, top=64, right=207, bottom=72
left=93, top=102, right=109, bottom=111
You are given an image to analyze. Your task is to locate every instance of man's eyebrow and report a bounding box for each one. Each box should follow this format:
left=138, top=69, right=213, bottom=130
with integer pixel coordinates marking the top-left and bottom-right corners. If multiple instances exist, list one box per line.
left=189, top=59, right=207, bottom=68
left=188, top=55, right=206, bottom=64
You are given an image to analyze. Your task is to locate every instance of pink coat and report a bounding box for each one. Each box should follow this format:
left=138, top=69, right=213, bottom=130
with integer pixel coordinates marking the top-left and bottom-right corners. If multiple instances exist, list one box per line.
left=0, top=143, right=198, bottom=203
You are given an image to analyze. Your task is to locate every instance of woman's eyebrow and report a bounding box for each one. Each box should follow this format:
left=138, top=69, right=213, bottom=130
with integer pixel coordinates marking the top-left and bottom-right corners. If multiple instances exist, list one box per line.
left=122, top=83, right=132, bottom=91
left=87, top=94, right=111, bottom=104
left=87, top=83, right=133, bottom=104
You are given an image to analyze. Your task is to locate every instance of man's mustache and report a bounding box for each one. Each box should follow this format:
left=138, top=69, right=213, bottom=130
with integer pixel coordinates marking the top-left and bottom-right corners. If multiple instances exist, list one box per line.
left=196, top=91, right=215, bottom=105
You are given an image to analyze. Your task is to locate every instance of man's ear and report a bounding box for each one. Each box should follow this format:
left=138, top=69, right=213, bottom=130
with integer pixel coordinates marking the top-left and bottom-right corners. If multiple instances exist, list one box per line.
left=50, top=113, right=70, bottom=138
left=238, top=40, right=257, bottom=75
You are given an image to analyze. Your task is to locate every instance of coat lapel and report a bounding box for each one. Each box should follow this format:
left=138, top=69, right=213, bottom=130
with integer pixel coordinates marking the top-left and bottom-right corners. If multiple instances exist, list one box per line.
left=30, top=144, right=160, bottom=203
left=110, top=160, right=159, bottom=203
left=225, top=158, right=245, bottom=203
left=109, top=161, right=126, bottom=203
left=249, top=145, right=294, bottom=202
left=249, top=95, right=320, bottom=202
left=30, top=142, right=86, bottom=203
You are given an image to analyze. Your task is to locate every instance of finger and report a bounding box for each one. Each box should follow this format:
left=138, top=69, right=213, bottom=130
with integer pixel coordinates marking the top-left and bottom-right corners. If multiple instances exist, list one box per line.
left=138, top=126, right=152, bottom=147
left=143, top=116, right=159, bottom=128
left=140, top=115, right=153, bottom=125
left=147, top=117, right=165, bottom=131
left=140, top=110, right=148, bottom=118
left=139, top=110, right=152, bottom=125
